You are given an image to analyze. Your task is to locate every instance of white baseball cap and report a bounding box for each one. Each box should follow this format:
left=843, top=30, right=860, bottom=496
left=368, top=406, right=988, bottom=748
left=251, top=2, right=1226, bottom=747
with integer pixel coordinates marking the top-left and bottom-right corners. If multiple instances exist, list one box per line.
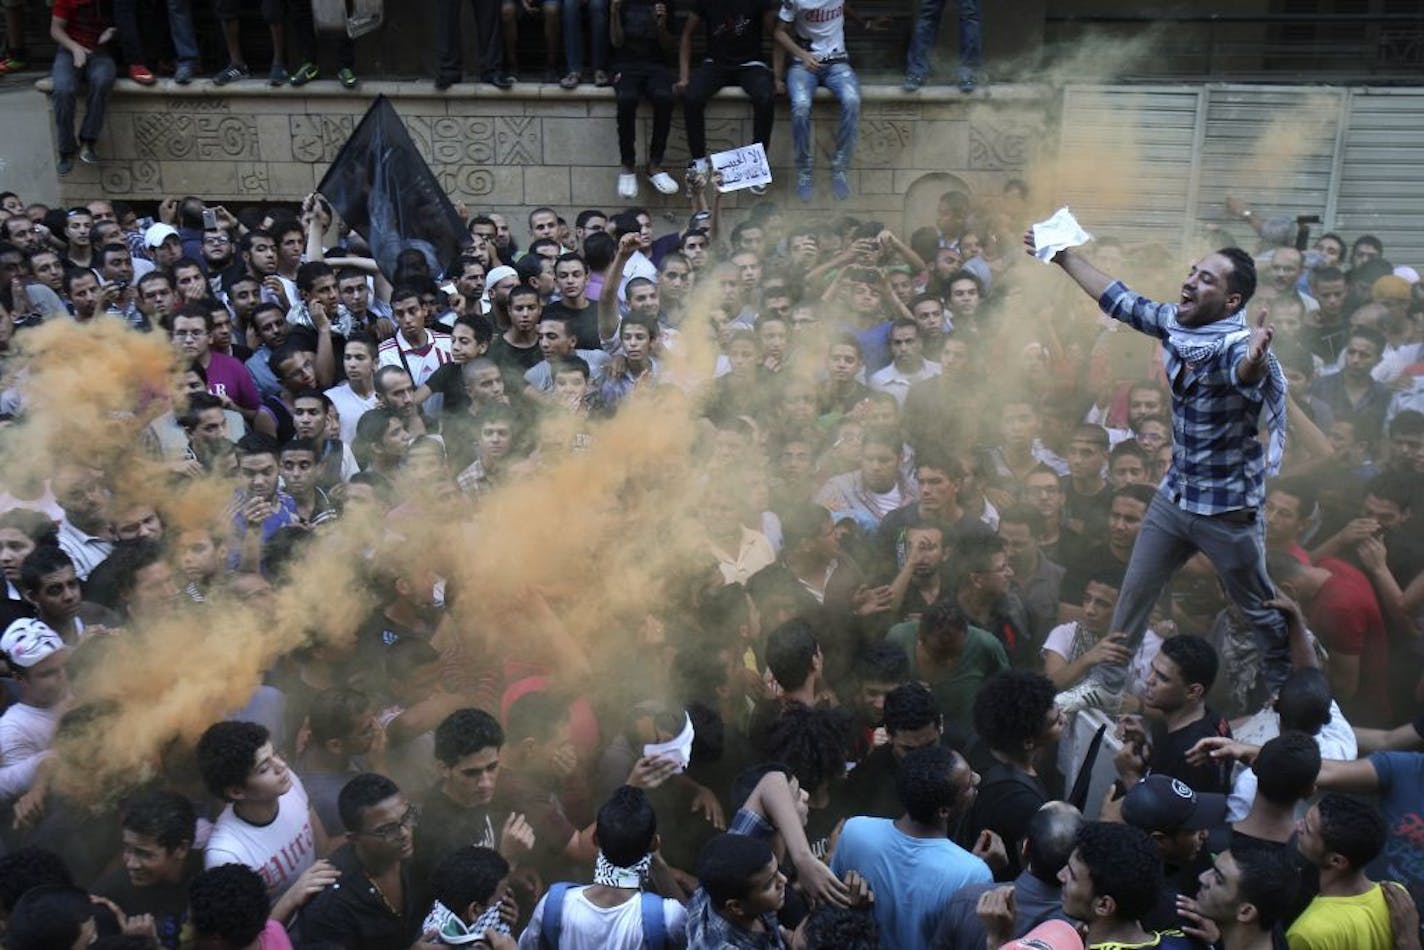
left=144, top=222, right=181, bottom=249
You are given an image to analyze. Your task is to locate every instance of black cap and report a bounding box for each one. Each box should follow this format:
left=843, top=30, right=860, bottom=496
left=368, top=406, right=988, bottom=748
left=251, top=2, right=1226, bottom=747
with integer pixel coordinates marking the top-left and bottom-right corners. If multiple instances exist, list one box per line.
left=1121, top=774, right=1227, bottom=833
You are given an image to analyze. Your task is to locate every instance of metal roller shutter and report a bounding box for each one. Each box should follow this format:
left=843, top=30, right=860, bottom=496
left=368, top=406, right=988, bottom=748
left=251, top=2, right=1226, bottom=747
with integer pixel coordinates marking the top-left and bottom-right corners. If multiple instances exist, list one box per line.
left=1334, top=88, right=1424, bottom=269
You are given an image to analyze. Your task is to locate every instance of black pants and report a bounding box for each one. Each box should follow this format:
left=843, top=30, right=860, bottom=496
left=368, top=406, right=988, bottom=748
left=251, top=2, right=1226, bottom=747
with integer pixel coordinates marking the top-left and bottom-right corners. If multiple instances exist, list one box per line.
left=435, top=0, right=502, bottom=80
left=615, top=62, right=673, bottom=167
left=683, top=61, right=773, bottom=161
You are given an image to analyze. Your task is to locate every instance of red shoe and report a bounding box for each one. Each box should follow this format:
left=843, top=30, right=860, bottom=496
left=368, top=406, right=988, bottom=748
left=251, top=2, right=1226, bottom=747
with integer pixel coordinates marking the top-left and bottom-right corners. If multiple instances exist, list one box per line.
left=127, top=64, right=156, bottom=85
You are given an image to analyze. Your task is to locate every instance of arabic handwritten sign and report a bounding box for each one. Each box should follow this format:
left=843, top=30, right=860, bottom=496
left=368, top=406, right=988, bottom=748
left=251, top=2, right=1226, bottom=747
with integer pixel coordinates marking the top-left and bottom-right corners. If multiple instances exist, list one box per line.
left=710, top=142, right=773, bottom=194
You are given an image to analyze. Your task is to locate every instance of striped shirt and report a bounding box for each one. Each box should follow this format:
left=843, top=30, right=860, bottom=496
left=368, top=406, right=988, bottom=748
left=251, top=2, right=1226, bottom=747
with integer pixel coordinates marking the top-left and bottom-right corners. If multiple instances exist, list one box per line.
left=1099, top=281, right=1281, bottom=516
left=57, top=516, right=114, bottom=581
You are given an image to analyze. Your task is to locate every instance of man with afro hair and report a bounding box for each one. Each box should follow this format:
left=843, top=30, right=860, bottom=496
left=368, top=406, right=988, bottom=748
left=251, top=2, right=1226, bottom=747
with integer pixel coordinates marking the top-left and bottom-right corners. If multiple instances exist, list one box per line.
left=964, top=670, right=1065, bottom=879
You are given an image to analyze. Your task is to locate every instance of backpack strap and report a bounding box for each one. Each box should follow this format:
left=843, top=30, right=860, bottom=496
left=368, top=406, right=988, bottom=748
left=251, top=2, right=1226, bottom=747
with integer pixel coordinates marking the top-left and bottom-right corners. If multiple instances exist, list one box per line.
left=639, top=891, right=666, bottom=950
left=540, top=882, right=574, bottom=950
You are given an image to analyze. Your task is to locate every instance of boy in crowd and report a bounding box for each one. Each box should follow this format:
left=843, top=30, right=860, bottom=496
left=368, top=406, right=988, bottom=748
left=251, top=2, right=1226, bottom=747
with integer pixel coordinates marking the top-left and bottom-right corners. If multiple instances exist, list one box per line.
left=300, top=772, right=426, bottom=947
left=425, top=846, right=516, bottom=946
left=93, top=790, right=200, bottom=948
left=1288, top=794, right=1395, bottom=949
left=831, top=745, right=992, bottom=946
left=686, top=832, right=789, bottom=949
left=414, top=708, right=534, bottom=892
left=1058, top=822, right=1194, bottom=950
left=379, top=286, right=453, bottom=386
left=519, top=786, right=688, bottom=947
left=196, top=720, right=332, bottom=913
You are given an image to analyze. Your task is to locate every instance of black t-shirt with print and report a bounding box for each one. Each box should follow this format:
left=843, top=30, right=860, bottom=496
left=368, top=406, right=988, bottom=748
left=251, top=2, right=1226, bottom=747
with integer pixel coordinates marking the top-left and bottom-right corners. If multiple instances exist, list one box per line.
left=411, top=786, right=510, bottom=909
left=1150, top=708, right=1233, bottom=796
left=693, top=0, right=775, bottom=66
left=93, top=853, right=202, bottom=949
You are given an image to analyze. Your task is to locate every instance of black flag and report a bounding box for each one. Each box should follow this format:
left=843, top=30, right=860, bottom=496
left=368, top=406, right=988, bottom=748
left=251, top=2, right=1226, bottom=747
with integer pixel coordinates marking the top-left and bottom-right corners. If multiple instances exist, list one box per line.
left=318, top=95, right=467, bottom=280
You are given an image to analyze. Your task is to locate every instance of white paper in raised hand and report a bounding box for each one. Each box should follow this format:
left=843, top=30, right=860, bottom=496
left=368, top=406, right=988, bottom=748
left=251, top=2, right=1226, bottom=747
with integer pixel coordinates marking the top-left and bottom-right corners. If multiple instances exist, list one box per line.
left=642, top=713, right=695, bottom=773
left=1031, top=207, right=1093, bottom=262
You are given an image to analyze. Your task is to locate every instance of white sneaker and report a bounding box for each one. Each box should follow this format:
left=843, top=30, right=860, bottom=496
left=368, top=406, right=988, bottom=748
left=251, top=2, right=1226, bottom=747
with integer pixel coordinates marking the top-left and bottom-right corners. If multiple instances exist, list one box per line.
left=1055, top=673, right=1124, bottom=716
left=649, top=171, right=678, bottom=195
left=617, top=172, right=638, bottom=199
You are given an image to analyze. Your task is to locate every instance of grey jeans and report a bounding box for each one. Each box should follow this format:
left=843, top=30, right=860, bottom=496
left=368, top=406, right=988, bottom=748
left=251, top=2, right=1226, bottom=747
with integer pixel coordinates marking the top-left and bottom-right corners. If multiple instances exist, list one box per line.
left=1106, top=490, right=1291, bottom=694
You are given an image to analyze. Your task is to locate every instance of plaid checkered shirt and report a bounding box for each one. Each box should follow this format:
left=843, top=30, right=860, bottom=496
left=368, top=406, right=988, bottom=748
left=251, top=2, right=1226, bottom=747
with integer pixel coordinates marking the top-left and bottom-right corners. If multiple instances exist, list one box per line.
left=1098, top=281, right=1287, bottom=516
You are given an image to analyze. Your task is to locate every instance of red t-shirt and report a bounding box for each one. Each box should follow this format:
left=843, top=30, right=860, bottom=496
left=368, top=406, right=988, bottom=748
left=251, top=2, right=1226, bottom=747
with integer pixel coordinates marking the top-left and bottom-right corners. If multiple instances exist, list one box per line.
left=1310, top=557, right=1391, bottom=725
left=52, top=0, right=108, bottom=49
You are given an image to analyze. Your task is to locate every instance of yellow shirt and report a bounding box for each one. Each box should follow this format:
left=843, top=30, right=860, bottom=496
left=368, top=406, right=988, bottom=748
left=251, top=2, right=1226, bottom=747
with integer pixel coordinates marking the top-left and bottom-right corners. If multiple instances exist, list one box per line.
left=1286, top=884, right=1393, bottom=950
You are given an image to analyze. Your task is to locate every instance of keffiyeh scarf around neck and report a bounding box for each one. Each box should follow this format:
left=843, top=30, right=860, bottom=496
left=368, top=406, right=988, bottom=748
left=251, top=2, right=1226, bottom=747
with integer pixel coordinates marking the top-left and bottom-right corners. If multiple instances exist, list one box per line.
left=1167, top=309, right=1288, bottom=476
left=593, top=850, right=652, bottom=889
left=421, top=899, right=511, bottom=946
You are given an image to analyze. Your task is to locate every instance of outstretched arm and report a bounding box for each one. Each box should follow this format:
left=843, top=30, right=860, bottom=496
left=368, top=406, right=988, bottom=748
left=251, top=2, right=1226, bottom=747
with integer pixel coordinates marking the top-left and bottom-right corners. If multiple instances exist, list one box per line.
left=1236, top=307, right=1274, bottom=385
left=1022, top=230, right=1115, bottom=302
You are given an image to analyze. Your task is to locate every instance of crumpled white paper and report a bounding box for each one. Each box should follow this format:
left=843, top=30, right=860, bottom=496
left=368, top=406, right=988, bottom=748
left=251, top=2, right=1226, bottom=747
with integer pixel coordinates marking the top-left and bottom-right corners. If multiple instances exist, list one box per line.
left=1031, top=207, right=1093, bottom=262
left=643, top=712, right=695, bottom=773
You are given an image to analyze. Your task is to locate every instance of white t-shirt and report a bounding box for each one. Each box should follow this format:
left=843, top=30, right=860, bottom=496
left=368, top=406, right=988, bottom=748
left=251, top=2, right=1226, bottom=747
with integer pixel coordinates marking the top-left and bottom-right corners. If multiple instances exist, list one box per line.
left=518, top=887, right=688, bottom=950
left=778, top=0, right=848, bottom=60
left=1224, top=700, right=1359, bottom=822
left=0, top=703, right=61, bottom=801
left=1041, top=622, right=1163, bottom=696
left=325, top=382, right=380, bottom=446
left=869, top=360, right=942, bottom=405
left=0, top=481, right=64, bottom=521
left=205, top=773, right=316, bottom=903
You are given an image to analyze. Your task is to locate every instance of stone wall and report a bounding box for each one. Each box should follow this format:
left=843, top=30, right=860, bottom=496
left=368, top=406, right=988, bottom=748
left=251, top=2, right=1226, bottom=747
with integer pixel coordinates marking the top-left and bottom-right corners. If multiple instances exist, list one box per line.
left=41, top=81, right=1054, bottom=234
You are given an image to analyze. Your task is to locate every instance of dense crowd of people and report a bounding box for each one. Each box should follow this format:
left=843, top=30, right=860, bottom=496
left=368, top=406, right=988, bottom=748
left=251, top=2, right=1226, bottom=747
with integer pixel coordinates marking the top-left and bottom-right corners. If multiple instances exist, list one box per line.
left=0, top=154, right=1420, bottom=950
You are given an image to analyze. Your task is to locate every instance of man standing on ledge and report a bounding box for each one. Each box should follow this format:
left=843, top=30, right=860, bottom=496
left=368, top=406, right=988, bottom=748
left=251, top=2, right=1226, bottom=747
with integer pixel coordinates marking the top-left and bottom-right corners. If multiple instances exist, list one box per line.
left=1024, top=228, right=1289, bottom=712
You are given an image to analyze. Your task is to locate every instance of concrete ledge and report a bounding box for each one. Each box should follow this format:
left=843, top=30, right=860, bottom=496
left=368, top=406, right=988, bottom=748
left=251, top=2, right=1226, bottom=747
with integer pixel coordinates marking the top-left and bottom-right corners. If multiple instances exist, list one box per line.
left=34, top=75, right=1056, bottom=103
left=33, top=76, right=1059, bottom=230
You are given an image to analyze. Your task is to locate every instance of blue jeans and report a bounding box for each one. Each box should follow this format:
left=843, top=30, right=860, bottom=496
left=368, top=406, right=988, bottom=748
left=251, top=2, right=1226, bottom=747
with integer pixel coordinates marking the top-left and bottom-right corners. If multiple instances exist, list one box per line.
left=1105, top=491, right=1292, bottom=695
left=167, top=0, right=201, bottom=67
left=51, top=48, right=116, bottom=156
left=562, top=0, right=607, bottom=74
left=905, top=0, right=981, bottom=81
left=786, top=60, right=859, bottom=176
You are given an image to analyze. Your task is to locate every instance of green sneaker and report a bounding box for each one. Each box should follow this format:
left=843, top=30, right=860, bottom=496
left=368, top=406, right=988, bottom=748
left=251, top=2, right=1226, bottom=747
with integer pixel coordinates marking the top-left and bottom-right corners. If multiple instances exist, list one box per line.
left=289, top=61, right=318, bottom=86
left=338, top=67, right=358, bottom=89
